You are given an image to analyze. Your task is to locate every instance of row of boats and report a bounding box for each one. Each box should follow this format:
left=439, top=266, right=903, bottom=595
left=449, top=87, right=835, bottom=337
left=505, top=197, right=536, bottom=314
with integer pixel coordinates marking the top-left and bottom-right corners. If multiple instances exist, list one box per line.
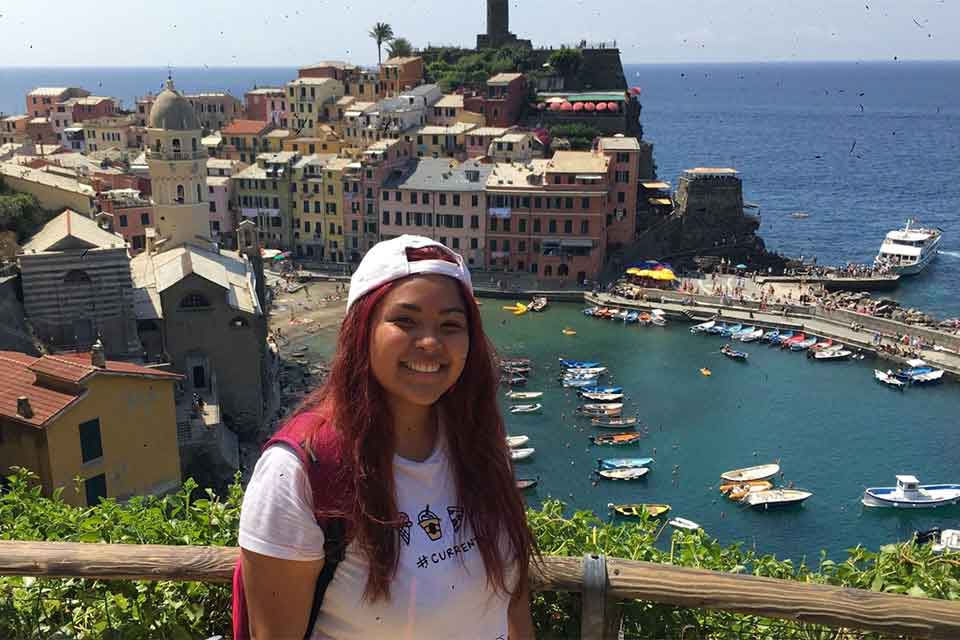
left=501, top=296, right=549, bottom=316
left=583, top=306, right=668, bottom=326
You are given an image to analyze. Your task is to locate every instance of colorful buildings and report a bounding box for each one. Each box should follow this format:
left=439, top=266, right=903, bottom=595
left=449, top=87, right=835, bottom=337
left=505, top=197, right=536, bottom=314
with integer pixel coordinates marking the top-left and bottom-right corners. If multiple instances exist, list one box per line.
left=231, top=151, right=299, bottom=249
left=473, top=73, right=527, bottom=127
left=379, top=56, right=425, bottom=96
left=286, top=77, right=345, bottom=137
left=97, top=188, right=154, bottom=254
left=291, top=153, right=337, bottom=259
left=0, top=346, right=183, bottom=507
left=26, top=87, right=90, bottom=119
left=185, top=92, right=243, bottom=131
left=82, top=114, right=136, bottom=153
left=0, top=162, right=96, bottom=214
left=244, top=87, right=287, bottom=126
left=220, top=119, right=273, bottom=163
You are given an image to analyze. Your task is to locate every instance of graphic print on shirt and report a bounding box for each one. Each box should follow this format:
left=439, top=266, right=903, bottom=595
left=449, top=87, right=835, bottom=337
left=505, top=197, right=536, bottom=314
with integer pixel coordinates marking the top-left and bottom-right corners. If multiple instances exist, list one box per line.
left=417, top=504, right=443, bottom=541
left=397, top=511, right=412, bottom=546
left=446, top=505, right=464, bottom=533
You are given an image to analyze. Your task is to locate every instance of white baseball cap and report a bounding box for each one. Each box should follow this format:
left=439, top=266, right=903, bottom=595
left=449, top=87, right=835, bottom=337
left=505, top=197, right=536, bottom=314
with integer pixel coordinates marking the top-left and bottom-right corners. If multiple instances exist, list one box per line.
left=347, top=235, right=473, bottom=310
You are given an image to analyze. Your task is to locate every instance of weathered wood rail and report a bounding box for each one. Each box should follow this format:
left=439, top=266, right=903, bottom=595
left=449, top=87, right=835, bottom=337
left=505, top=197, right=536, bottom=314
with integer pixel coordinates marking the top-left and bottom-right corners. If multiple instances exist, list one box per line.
left=2, top=541, right=959, bottom=639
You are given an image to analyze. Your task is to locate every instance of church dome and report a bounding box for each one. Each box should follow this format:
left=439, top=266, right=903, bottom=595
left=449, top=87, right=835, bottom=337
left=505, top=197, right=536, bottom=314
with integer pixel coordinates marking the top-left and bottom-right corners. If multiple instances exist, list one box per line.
left=149, top=78, right=200, bottom=131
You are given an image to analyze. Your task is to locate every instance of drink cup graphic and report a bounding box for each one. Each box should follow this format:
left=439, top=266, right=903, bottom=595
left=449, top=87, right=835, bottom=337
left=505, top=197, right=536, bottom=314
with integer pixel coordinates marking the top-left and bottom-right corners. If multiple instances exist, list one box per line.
left=418, top=504, right=443, bottom=541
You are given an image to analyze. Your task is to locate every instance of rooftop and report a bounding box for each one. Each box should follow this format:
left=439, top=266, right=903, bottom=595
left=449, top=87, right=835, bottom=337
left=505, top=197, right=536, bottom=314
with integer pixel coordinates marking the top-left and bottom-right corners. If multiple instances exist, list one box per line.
left=299, top=61, right=357, bottom=71
left=488, top=73, right=524, bottom=86
left=496, top=132, right=532, bottom=143
left=418, top=122, right=477, bottom=136
left=222, top=119, right=271, bottom=136
left=0, top=351, right=180, bottom=428
left=265, top=129, right=291, bottom=139
left=487, top=160, right=549, bottom=188
left=27, top=87, right=73, bottom=97
left=0, top=163, right=95, bottom=198
left=245, top=87, right=285, bottom=95
left=206, top=158, right=239, bottom=170
left=384, top=158, right=493, bottom=192
left=599, top=136, right=641, bottom=151
left=22, top=209, right=124, bottom=253
left=292, top=153, right=337, bottom=170
left=401, top=84, right=440, bottom=98
left=383, top=56, right=422, bottom=66
left=207, top=176, right=231, bottom=188
left=547, top=151, right=609, bottom=174
left=434, top=94, right=464, bottom=109
left=469, top=126, right=512, bottom=138
left=258, top=151, right=299, bottom=164
left=287, top=77, right=339, bottom=86
left=684, top=167, right=739, bottom=178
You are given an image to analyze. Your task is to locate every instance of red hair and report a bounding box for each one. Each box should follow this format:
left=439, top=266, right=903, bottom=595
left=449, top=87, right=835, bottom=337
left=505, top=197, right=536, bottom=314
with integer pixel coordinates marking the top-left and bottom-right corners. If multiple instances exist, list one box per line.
left=292, top=247, right=535, bottom=602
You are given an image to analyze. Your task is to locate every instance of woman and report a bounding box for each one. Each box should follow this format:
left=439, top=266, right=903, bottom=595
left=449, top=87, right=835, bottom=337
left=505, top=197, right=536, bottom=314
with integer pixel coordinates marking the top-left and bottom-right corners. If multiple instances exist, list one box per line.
left=239, top=235, right=536, bottom=639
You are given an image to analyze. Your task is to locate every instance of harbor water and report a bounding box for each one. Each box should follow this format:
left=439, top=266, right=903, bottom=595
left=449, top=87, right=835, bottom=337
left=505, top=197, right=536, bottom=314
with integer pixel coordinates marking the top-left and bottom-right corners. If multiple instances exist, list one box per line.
left=306, top=302, right=959, bottom=561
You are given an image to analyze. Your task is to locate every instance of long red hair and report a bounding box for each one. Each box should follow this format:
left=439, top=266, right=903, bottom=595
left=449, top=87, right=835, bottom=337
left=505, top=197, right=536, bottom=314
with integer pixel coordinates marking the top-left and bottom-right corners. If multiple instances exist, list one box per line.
left=292, top=247, right=535, bottom=602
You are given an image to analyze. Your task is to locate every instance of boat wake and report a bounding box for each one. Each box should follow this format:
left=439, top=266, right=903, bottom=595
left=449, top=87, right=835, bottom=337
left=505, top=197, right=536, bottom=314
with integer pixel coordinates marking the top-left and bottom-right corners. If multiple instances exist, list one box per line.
left=938, top=250, right=960, bottom=259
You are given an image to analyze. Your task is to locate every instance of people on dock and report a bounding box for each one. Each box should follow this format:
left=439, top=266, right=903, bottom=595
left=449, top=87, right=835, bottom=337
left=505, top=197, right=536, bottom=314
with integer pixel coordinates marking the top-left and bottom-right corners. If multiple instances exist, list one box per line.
left=238, top=236, right=535, bottom=638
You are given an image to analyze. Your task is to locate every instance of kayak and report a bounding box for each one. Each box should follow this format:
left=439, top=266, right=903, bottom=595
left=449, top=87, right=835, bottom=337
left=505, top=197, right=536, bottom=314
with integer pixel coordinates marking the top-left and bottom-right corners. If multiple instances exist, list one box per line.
left=608, top=503, right=671, bottom=518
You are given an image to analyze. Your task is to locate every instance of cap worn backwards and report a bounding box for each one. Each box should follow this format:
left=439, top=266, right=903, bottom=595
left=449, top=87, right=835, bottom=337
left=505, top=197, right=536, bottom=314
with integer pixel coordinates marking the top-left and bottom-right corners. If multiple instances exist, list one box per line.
left=346, top=235, right=473, bottom=310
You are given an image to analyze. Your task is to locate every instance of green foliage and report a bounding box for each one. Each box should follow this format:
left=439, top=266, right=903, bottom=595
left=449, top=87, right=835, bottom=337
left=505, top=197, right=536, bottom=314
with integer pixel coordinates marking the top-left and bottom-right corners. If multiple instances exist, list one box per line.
left=2, top=469, right=958, bottom=639
left=547, top=123, right=602, bottom=151
left=0, top=178, right=45, bottom=242
left=386, top=37, right=414, bottom=59
left=368, top=22, right=394, bottom=65
left=424, top=45, right=534, bottom=93
left=547, top=47, right=583, bottom=77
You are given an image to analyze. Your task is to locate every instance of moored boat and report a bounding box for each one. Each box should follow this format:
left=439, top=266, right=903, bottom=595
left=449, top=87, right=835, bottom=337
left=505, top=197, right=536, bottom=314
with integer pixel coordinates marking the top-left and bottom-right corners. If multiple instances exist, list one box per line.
left=862, top=475, right=960, bottom=508
left=895, top=359, right=945, bottom=384
left=720, top=463, right=780, bottom=483
left=563, top=377, right=600, bottom=388
left=509, top=403, right=542, bottom=414
left=874, top=218, right=943, bottom=276
left=516, top=477, right=539, bottom=490
left=789, top=336, right=818, bottom=351
left=719, top=479, right=773, bottom=495
left=559, top=358, right=600, bottom=368
left=506, top=435, right=529, bottom=448
left=742, top=488, right=813, bottom=508
left=706, top=322, right=728, bottom=335
left=770, top=330, right=793, bottom=345
left=608, top=503, right=671, bottom=518
left=597, top=457, right=654, bottom=470
left=728, top=482, right=775, bottom=501
left=739, top=328, right=765, bottom=342
left=510, top=447, right=535, bottom=461
left=505, top=390, right=542, bottom=399
left=721, top=344, right=749, bottom=360
left=580, top=386, right=623, bottom=394
left=814, top=349, right=852, bottom=361
left=529, top=296, right=548, bottom=312
left=577, top=403, right=623, bottom=416
left=719, top=323, right=743, bottom=337
left=781, top=332, right=806, bottom=349
left=668, top=517, right=701, bottom=531
left=761, top=329, right=780, bottom=342
left=591, top=416, right=639, bottom=428
left=596, top=467, right=649, bottom=481
left=502, top=376, right=527, bottom=386
left=690, top=319, right=716, bottom=334
left=874, top=369, right=906, bottom=389
left=563, top=366, right=607, bottom=376
left=625, top=311, right=640, bottom=324
left=590, top=432, right=644, bottom=446
left=579, top=391, right=624, bottom=402
left=561, top=328, right=577, bottom=336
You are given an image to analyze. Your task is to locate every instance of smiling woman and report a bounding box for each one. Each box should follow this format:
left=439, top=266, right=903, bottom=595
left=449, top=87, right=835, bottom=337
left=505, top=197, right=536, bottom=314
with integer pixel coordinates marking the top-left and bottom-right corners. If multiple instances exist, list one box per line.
left=236, top=235, right=536, bottom=640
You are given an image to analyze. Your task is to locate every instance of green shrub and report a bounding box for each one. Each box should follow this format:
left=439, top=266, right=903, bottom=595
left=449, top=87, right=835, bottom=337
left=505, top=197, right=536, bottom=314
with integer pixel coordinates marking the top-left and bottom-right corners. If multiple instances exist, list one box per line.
left=1, top=469, right=956, bottom=639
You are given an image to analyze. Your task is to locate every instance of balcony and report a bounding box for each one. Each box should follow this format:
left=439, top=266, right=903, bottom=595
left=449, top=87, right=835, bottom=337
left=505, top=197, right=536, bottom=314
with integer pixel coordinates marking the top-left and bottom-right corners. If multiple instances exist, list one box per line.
left=147, top=148, right=207, bottom=162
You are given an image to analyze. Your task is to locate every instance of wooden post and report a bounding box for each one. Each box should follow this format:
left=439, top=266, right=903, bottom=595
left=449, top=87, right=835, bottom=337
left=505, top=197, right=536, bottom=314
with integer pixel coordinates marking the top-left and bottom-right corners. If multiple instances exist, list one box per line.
left=580, top=553, right=608, bottom=640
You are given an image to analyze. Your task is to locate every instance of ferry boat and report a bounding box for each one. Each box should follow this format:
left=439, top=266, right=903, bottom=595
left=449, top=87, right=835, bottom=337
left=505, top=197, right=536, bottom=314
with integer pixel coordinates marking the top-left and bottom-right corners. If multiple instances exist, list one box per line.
left=874, top=219, right=943, bottom=276
left=862, top=475, right=960, bottom=508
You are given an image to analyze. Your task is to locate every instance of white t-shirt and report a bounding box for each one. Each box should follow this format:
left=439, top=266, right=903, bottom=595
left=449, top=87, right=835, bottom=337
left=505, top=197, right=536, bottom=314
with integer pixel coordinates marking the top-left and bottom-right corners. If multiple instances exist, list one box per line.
left=239, top=440, right=512, bottom=639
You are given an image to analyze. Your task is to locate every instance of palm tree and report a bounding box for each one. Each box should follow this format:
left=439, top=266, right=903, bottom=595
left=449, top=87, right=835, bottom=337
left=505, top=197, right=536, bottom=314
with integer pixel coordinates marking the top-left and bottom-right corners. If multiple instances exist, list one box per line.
left=386, top=37, right=413, bottom=59
left=369, top=22, right=394, bottom=65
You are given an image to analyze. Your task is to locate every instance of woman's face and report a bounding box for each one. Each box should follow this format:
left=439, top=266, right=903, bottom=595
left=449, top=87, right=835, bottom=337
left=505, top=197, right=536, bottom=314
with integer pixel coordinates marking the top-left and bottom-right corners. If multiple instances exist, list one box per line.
left=369, top=275, right=470, bottom=413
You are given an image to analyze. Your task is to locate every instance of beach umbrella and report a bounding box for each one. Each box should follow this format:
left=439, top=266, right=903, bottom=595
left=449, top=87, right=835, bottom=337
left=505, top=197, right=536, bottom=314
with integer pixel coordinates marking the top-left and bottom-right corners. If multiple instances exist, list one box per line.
left=549, top=101, right=563, bottom=111
left=584, top=102, right=596, bottom=111
left=573, top=102, right=584, bottom=111
left=629, top=87, right=642, bottom=95
left=537, top=102, right=546, bottom=110
left=606, top=102, right=619, bottom=111
left=546, top=96, right=565, bottom=103
left=626, top=267, right=643, bottom=276
left=561, top=102, right=574, bottom=111
left=596, top=102, right=608, bottom=112
left=736, top=263, right=747, bottom=269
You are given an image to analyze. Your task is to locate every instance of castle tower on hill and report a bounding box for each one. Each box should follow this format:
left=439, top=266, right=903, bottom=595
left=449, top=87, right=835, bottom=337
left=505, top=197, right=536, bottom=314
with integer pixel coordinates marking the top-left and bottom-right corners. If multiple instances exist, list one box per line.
left=477, top=0, right=531, bottom=49
left=145, top=78, right=211, bottom=251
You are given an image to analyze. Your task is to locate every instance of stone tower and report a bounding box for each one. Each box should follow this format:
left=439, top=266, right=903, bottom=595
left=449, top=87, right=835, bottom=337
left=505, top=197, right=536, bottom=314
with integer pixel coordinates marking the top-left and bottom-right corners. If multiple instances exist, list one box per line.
left=477, top=0, right=530, bottom=48
left=145, top=78, right=210, bottom=251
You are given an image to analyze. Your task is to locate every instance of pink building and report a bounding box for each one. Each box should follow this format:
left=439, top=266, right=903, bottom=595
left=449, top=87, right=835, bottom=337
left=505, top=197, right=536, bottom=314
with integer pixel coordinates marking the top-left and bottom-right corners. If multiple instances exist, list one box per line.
left=206, top=158, right=243, bottom=246
left=98, top=189, right=153, bottom=254
left=25, top=87, right=89, bottom=119
left=244, top=88, right=287, bottom=126
left=343, top=138, right=411, bottom=261
left=379, top=158, right=492, bottom=267
left=484, top=150, right=613, bottom=282
left=597, top=136, right=642, bottom=247
left=479, top=73, right=527, bottom=128
left=465, top=126, right=511, bottom=158
left=50, top=96, right=117, bottom=147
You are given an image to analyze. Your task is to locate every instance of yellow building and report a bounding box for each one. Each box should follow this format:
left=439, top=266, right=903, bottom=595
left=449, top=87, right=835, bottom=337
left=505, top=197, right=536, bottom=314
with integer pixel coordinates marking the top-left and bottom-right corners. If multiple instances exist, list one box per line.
left=83, top=114, right=136, bottom=153
left=286, top=78, right=344, bottom=137
left=291, top=154, right=336, bottom=259
left=322, top=157, right=351, bottom=262
left=0, top=345, right=183, bottom=507
left=413, top=122, right=477, bottom=158
left=283, top=127, right=342, bottom=156
left=263, top=129, right=291, bottom=152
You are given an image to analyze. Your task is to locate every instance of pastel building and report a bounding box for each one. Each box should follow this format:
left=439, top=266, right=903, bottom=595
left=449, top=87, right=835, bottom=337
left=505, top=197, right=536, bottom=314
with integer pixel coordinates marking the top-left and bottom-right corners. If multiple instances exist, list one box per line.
left=488, top=131, right=541, bottom=162
left=206, top=159, right=243, bottom=246
left=97, top=188, right=153, bottom=254
left=244, top=87, right=287, bottom=126
left=465, top=73, right=526, bottom=127
left=484, top=150, right=613, bottom=281
left=597, top=136, right=644, bottom=247
left=465, top=126, right=512, bottom=158
left=26, top=87, right=90, bottom=119
left=428, top=94, right=484, bottom=127
left=185, top=93, right=243, bottom=132
left=286, top=77, right=345, bottom=137
left=380, top=57, right=425, bottom=96
left=413, top=122, right=477, bottom=159
left=1, top=115, right=30, bottom=146
left=83, top=115, right=136, bottom=153
left=220, top=119, right=273, bottom=164
left=380, top=158, right=491, bottom=267
left=343, top=138, right=409, bottom=260
left=298, top=61, right=382, bottom=100
left=291, top=153, right=337, bottom=259
left=231, top=151, right=300, bottom=249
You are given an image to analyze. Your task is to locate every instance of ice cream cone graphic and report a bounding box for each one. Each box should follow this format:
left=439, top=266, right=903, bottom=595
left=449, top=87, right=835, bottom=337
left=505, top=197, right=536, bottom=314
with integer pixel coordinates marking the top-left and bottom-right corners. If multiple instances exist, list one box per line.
left=417, top=504, right=443, bottom=541
left=398, top=512, right=412, bottom=546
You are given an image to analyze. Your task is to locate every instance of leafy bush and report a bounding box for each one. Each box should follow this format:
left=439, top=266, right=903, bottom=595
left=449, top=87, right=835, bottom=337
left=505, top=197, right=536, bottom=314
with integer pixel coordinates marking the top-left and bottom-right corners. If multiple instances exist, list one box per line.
left=547, top=123, right=602, bottom=151
left=547, top=47, right=583, bottom=77
left=1, top=469, right=957, bottom=639
left=424, top=45, right=534, bottom=92
left=0, top=178, right=47, bottom=242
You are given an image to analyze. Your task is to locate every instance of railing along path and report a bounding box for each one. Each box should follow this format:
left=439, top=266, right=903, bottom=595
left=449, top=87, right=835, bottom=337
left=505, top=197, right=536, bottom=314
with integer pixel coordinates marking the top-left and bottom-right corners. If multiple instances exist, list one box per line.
left=2, top=541, right=959, bottom=639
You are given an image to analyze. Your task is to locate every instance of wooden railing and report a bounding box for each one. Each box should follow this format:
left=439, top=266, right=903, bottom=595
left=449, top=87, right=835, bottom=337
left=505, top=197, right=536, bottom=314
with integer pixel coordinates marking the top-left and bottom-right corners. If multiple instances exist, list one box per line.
left=2, top=541, right=960, bottom=639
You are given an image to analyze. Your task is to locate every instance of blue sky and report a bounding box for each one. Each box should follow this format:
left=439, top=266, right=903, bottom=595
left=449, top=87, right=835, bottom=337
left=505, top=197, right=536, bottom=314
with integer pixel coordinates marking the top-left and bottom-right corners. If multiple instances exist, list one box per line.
left=1, top=0, right=956, bottom=66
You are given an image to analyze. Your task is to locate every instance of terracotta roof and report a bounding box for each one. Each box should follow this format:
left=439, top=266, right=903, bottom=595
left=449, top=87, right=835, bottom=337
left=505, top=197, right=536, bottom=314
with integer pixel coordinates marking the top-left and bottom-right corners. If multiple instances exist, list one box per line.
left=222, top=119, right=271, bottom=136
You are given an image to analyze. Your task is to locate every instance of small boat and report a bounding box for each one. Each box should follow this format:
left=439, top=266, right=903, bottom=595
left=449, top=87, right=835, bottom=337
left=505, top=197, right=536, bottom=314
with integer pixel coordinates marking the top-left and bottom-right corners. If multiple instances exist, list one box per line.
left=720, top=463, right=780, bottom=483
left=509, top=403, right=542, bottom=414
left=690, top=319, right=716, bottom=334
left=721, top=344, right=749, bottom=360
left=668, top=517, right=701, bottom=531
left=590, top=432, right=644, bottom=446
left=743, top=489, right=813, bottom=508
left=790, top=211, right=810, bottom=219
left=563, top=377, right=600, bottom=388
left=700, top=367, right=712, bottom=376
left=529, top=297, right=548, bottom=312
left=516, top=477, right=539, bottom=490
left=591, top=416, right=639, bottom=427
left=502, top=365, right=530, bottom=375
left=582, top=306, right=598, bottom=316
left=789, top=336, right=818, bottom=351
left=706, top=322, right=728, bottom=335
left=510, top=447, right=535, bottom=461
left=503, top=376, right=527, bottom=386
left=579, top=391, right=624, bottom=402
left=596, top=467, right=649, bottom=481
left=814, top=349, right=852, bottom=361
left=770, top=330, right=794, bottom=345
left=810, top=339, right=834, bottom=352
left=719, top=479, right=773, bottom=495
left=895, top=359, right=945, bottom=384
left=559, top=359, right=600, bottom=369
left=637, top=312, right=652, bottom=326
left=512, top=303, right=529, bottom=316
left=578, top=402, right=623, bottom=414
left=608, top=503, right=671, bottom=518
left=719, top=323, right=743, bottom=337
left=597, top=457, right=654, bottom=470
left=506, top=435, right=529, bottom=448
left=617, top=309, right=631, bottom=322
left=739, top=328, right=764, bottom=342
left=625, top=311, right=640, bottom=324
left=580, top=386, right=622, bottom=394
left=781, top=332, right=806, bottom=349
left=562, top=372, right=600, bottom=383
left=564, top=366, right=607, bottom=376
left=501, top=357, right=531, bottom=366
left=730, top=325, right=756, bottom=339
left=728, top=482, right=775, bottom=501
left=501, top=303, right=523, bottom=312
left=650, top=310, right=667, bottom=326
left=863, top=475, right=960, bottom=508
left=505, top=390, right=542, bottom=399
left=561, top=328, right=577, bottom=336
left=761, top=329, right=780, bottom=342
left=874, top=369, right=906, bottom=389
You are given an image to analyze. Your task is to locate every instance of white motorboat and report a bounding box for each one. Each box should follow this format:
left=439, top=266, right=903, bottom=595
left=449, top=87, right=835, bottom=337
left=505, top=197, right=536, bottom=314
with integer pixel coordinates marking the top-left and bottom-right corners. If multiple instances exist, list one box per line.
left=690, top=319, right=716, bottom=334
left=895, top=359, right=946, bottom=385
left=651, top=309, right=667, bottom=326
left=506, top=435, right=529, bottom=448
left=874, top=369, right=906, bottom=389
left=509, top=403, right=542, bottom=414
left=814, top=349, right=853, bottom=361
left=510, top=447, right=535, bottom=461
left=720, top=463, right=780, bottom=483
left=564, top=366, right=607, bottom=376
left=932, top=529, right=960, bottom=554
left=743, top=489, right=813, bottom=508
left=506, top=390, right=543, bottom=399
left=596, top=467, right=649, bottom=481
left=862, top=475, right=960, bottom=508
left=668, top=517, right=701, bottom=531
left=738, top=328, right=765, bottom=342
left=874, top=218, right=943, bottom=276
left=579, top=391, right=624, bottom=402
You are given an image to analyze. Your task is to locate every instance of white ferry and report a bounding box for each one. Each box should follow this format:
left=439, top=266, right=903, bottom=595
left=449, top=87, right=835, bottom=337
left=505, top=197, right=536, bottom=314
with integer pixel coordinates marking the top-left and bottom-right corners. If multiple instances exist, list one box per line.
left=874, top=219, right=942, bottom=275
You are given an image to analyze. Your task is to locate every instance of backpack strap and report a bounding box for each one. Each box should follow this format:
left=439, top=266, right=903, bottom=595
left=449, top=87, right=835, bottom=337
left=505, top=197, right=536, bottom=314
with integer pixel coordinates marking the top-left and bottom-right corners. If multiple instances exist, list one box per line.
left=265, top=412, right=352, bottom=638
